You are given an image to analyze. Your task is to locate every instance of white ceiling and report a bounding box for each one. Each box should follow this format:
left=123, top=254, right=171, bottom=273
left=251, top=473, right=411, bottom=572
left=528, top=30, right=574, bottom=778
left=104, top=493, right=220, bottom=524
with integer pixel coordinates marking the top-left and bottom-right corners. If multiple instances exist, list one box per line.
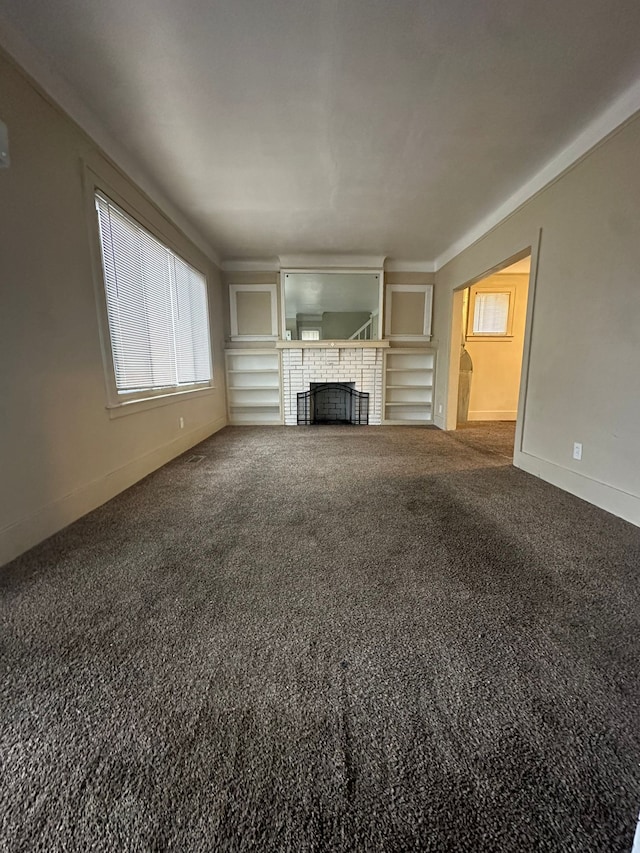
left=2, top=0, right=640, bottom=265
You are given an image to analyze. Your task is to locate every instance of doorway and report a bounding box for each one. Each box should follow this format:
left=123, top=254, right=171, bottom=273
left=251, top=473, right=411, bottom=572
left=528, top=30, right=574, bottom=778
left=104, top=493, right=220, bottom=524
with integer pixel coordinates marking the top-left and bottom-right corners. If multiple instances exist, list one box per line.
left=448, top=252, right=532, bottom=460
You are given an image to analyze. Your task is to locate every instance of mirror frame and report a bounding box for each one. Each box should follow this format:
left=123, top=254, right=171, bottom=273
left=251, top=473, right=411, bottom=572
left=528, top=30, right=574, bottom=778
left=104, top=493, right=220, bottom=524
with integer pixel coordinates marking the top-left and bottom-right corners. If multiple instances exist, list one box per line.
left=279, top=269, right=385, bottom=342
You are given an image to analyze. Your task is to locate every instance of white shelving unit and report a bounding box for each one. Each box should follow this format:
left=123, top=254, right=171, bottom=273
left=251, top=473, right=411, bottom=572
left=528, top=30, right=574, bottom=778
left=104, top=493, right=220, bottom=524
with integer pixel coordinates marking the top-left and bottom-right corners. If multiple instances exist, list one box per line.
left=225, top=349, right=282, bottom=425
left=383, top=348, right=435, bottom=424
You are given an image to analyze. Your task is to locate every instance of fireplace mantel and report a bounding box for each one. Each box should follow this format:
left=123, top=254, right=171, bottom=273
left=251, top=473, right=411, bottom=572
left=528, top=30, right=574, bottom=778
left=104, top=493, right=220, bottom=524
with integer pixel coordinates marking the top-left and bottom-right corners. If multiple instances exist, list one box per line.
left=276, top=339, right=390, bottom=349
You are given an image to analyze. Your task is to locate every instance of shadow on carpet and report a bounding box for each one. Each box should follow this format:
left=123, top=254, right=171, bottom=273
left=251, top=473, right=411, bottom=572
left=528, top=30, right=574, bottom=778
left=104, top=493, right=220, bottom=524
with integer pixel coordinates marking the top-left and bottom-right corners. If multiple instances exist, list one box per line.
left=1, top=426, right=639, bottom=852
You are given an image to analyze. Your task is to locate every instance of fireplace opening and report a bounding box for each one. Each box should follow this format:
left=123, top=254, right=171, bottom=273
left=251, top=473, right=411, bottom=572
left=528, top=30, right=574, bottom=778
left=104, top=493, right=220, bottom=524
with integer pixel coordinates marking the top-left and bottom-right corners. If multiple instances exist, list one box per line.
left=297, top=382, right=369, bottom=425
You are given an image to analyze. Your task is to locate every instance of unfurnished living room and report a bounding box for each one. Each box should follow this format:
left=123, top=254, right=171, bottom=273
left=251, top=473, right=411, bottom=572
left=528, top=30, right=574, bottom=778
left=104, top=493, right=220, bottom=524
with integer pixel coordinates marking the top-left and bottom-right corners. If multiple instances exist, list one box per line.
left=1, top=2, right=640, bottom=851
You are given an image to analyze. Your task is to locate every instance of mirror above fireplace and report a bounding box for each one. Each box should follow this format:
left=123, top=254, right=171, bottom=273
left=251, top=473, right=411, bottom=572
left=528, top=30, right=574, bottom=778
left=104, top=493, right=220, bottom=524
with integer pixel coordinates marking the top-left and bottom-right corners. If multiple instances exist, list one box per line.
left=283, top=272, right=382, bottom=341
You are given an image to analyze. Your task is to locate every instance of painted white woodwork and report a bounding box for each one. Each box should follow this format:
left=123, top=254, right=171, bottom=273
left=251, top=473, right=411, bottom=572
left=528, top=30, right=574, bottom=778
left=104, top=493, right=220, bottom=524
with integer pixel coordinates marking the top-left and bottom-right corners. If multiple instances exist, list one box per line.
left=229, top=283, right=278, bottom=341
left=225, top=349, right=282, bottom=425
left=383, top=349, right=436, bottom=424
left=384, top=284, right=433, bottom=342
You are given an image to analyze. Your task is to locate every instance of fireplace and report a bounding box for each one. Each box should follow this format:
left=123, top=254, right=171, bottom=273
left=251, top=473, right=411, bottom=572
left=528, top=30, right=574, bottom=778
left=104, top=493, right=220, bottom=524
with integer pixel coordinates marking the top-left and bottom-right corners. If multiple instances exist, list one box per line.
left=297, top=382, right=369, bottom=425
left=278, top=341, right=388, bottom=425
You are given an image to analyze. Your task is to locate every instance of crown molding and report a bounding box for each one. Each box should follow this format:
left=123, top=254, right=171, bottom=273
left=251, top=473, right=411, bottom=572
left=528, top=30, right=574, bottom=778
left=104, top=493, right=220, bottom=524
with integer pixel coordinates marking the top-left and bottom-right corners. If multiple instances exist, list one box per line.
left=224, top=256, right=436, bottom=274
left=435, top=75, right=640, bottom=271
left=221, top=258, right=280, bottom=272
left=278, top=254, right=386, bottom=270
left=4, top=11, right=640, bottom=278
left=385, top=260, right=436, bottom=273
left=0, top=17, right=222, bottom=268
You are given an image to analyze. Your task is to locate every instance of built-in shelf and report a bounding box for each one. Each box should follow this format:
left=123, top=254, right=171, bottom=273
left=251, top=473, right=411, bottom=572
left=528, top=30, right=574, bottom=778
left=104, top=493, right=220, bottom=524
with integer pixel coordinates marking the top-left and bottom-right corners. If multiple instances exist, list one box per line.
left=383, top=348, right=435, bottom=425
left=227, top=368, right=278, bottom=373
left=386, top=384, right=433, bottom=389
left=225, top=349, right=282, bottom=425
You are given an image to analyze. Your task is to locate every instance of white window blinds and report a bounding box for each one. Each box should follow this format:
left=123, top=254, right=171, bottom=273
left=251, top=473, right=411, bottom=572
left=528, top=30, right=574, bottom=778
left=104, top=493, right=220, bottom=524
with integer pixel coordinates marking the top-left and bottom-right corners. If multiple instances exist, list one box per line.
left=472, top=292, right=510, bottom=335
left=95, top=192, right=212, bottom=394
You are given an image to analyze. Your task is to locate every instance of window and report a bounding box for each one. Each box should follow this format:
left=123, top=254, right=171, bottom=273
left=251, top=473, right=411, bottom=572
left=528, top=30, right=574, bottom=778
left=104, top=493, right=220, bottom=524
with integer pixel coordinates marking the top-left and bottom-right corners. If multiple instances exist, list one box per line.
left=473, top=292, right=510, bottom=334
left=95, top=192, right=212, bottom=401
left=467, top=286, right=515, bottom=338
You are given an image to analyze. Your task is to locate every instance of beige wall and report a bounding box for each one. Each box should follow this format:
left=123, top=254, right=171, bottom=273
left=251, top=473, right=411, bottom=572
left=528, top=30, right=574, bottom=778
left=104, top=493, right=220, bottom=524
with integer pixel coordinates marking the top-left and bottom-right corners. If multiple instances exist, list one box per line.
left=322, top=311, right=371, bottom=340
left=384, top=272, right=437, bottom=348
left=223, top=271, right=280, bottom=347
left=0, top=51, right=227, bottom=566
left=434, top=113, right=640, bottom=524
left=464, top=273, right=529, bottom=420
left=389, top=291, right=426, bottom=336
left=235, top=291, right=273, bottom=336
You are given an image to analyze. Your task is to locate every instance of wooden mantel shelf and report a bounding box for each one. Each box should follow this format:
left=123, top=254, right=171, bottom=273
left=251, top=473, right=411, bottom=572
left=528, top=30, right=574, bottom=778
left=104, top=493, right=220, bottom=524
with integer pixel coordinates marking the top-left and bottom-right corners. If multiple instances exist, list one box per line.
left=275, top=339, right=390, bottom=349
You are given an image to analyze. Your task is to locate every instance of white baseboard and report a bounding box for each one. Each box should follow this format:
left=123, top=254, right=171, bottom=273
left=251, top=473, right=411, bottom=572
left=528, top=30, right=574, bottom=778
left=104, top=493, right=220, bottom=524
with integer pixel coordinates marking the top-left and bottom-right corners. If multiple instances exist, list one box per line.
left=514, top=449, right=640, bottom=527
left=468, top=410, right=517, bottom=421
left=0, top=416, right=226, bottom=568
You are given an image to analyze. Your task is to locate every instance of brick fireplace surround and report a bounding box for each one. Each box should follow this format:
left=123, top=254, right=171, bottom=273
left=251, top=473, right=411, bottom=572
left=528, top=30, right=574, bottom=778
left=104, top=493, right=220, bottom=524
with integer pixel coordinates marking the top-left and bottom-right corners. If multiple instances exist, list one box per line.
left=277, top=341, right=389, bottom=426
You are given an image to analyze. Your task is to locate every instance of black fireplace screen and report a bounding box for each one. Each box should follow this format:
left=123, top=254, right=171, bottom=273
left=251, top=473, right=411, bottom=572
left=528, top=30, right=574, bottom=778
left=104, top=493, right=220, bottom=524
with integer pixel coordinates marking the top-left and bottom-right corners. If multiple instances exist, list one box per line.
left=297, top=383, right=369, bottom=425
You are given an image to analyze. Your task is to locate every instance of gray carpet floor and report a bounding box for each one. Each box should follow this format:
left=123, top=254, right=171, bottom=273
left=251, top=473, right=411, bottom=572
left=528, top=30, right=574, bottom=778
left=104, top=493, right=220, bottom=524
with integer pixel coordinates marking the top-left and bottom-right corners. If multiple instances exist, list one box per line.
left=452, top=420, right=516, bottom=459
left=1, top=425, right=639, bottom=852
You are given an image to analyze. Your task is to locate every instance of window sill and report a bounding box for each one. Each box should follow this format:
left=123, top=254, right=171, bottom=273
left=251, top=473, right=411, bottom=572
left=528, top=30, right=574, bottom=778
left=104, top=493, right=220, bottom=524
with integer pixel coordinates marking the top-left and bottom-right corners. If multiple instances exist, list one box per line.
left=106, top=385, right=216, bottom=419
left=466, top=335, right=514, bottom=342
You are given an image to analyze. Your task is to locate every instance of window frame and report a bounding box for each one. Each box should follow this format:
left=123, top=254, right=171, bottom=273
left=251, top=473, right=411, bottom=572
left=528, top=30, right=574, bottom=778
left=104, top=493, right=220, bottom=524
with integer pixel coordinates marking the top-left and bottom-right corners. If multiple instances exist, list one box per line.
left=84, top=165, right=215, bottom=417
left=466, top=283, right=516, bottom=341
left=300, top=329, right=321, bottom=341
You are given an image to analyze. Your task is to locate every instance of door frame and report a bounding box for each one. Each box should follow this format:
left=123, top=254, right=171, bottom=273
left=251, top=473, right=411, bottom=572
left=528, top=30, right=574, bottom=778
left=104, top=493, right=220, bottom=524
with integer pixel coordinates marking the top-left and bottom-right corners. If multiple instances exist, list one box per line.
left=444, top=231, right=542, bottom=460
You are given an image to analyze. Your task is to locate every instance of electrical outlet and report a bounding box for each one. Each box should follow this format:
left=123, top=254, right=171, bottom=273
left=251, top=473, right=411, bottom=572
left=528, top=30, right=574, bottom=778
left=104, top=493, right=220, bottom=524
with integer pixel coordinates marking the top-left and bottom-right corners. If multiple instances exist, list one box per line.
left=572, top=442, right=582, bottom=461
left=438, top=404, right=443, bottom=415
left=179, top=417, right=184, bottom=429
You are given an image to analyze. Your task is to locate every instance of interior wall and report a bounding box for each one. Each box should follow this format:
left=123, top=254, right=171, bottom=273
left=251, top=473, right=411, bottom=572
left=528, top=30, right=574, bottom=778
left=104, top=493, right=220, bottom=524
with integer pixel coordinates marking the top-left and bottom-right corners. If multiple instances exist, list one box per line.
left=434, top=112, right=640, bottom=525
left=322, top=311, right=371, bottom=340
left=295, top=314, right=323, bottom=339
left=223, top=271, right=280, bottom=347
left=464, top=273, right=529, bottom=421
left=383, top=272, right=437, bottom=348
left=0, top=50, right=227, bottom=566
left=235, top=291, right=273, bottom=336
left=390, top=290, right=427, bottom=337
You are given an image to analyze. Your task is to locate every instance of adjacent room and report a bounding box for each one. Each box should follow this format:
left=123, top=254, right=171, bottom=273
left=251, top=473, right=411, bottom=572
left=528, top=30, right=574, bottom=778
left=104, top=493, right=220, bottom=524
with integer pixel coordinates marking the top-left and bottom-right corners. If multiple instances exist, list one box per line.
left=1, top=1, right=639, bottom=851
left=454, top=256, right=531, bottom=459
